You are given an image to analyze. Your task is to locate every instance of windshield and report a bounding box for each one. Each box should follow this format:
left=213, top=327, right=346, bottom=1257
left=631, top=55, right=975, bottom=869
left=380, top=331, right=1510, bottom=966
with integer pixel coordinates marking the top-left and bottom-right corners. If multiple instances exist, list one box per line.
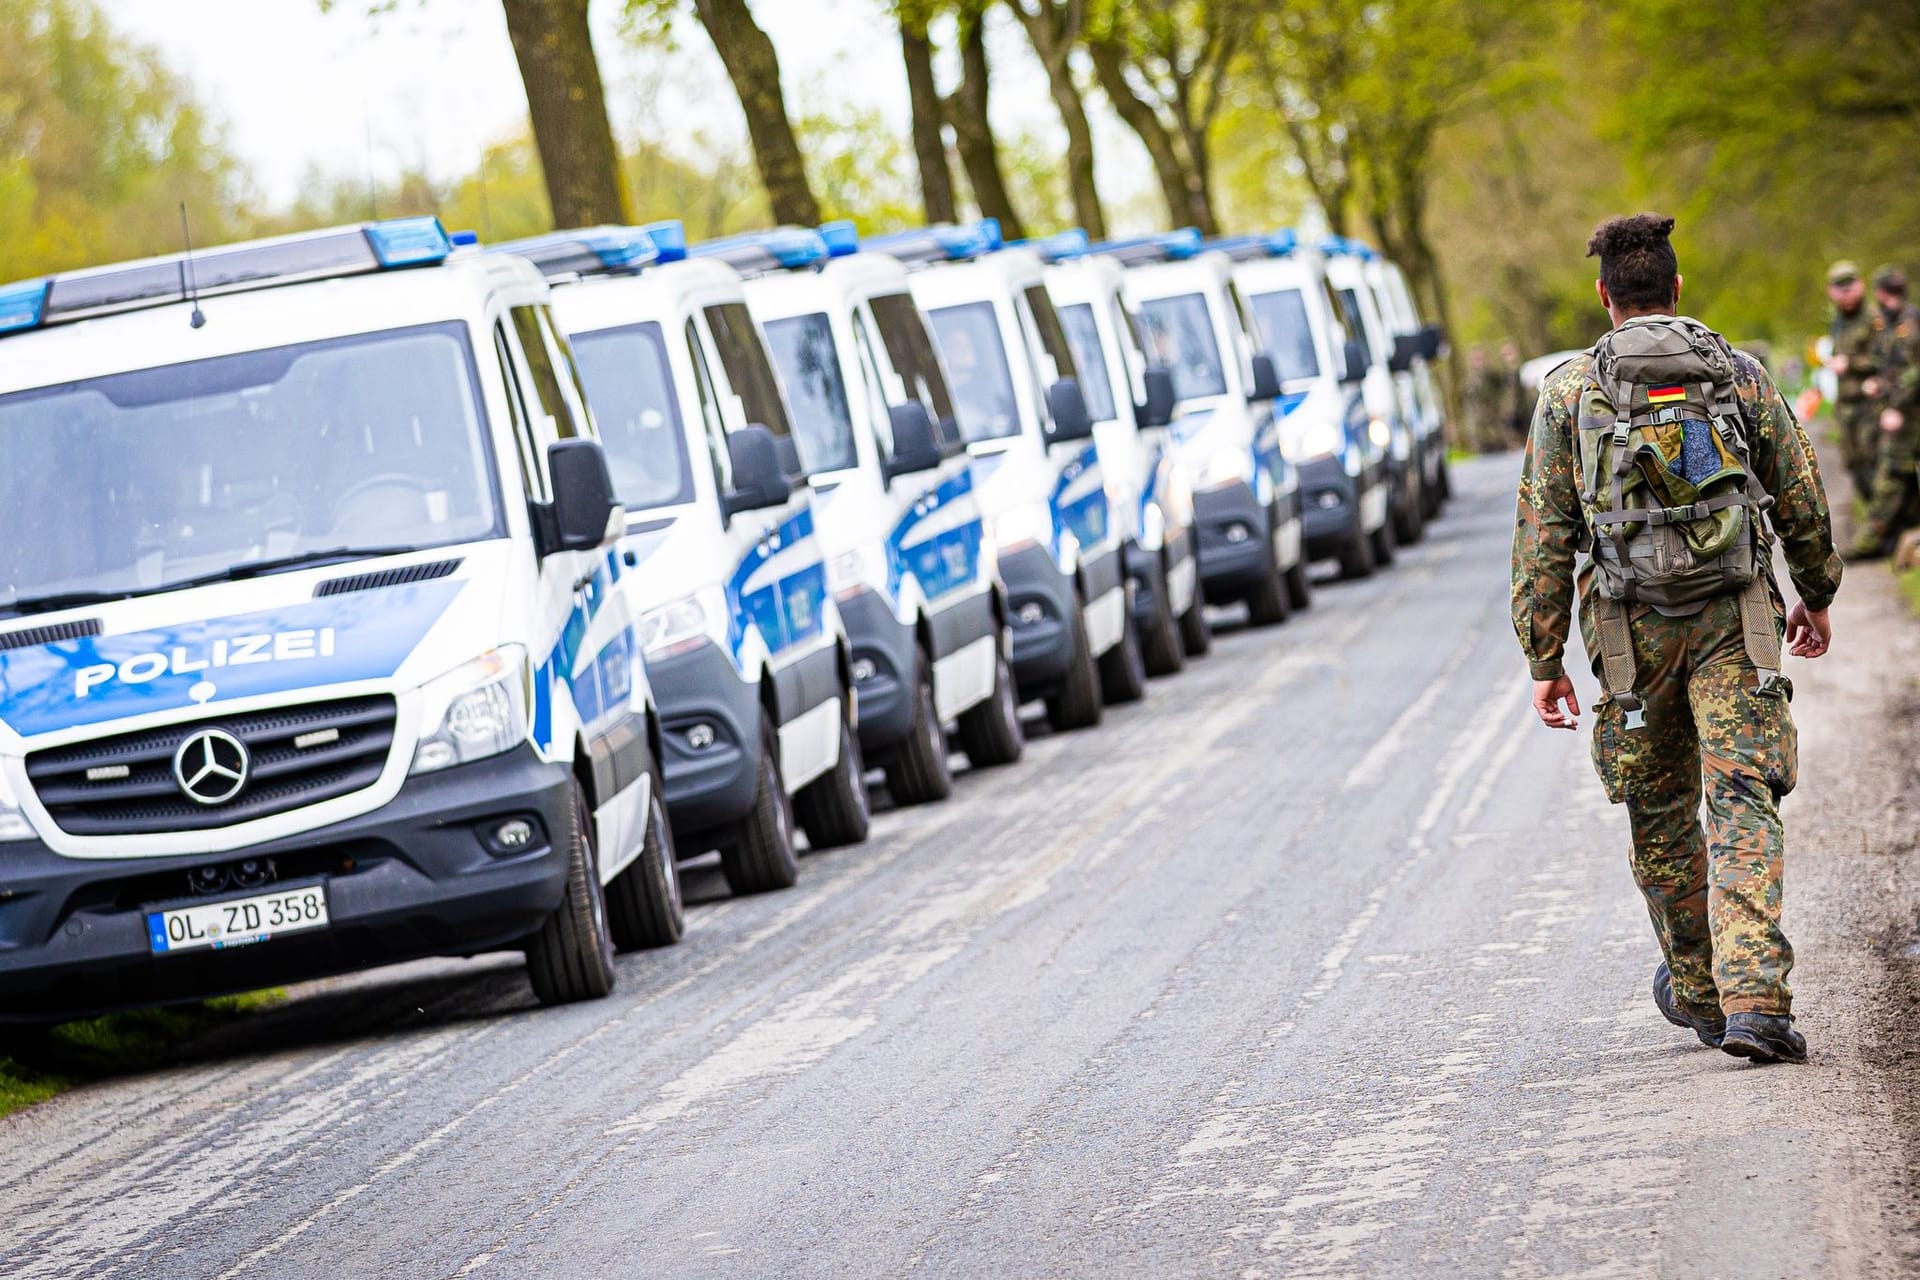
left=0, top=322, right=500, bottom=615
left=926, top=301, right=1022, bottom=443
left=1248, top=288, right=1321, bottom=382
left=1336, top=288, right=1374, bottom=364
left=571, top=321, right=695, bottom=510
left=1056, top=303, right=1117, bottom=423
left=762, top=313, right=858, bottom=475
left=1137, top=293, right=1227, bottom=401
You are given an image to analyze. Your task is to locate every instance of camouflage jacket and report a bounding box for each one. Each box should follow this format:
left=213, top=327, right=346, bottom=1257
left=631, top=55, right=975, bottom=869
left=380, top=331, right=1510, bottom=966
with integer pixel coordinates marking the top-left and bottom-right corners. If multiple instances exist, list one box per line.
left=1832, top=305, right=1880, bottom=401
left=1870, top=303, right=1920, bottom=414
left=1512, top=344, right=1842, bottom=681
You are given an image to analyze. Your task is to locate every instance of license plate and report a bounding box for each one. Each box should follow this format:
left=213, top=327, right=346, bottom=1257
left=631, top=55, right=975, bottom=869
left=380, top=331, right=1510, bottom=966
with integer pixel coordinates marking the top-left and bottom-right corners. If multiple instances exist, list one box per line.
left=146, top=883, right=330, bottom=954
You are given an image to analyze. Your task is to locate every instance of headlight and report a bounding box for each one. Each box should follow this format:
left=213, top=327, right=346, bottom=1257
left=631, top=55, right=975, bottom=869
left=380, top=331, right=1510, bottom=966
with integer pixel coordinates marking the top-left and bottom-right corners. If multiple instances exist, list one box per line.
left=1368, top=416, right=1392, bottom=449
left=411, top=645, right=530, bottom=776
left=828, top=549, right=875, bottom=599
left=1198, top=446, right=1252, bottom=491
left=1283, top=418, right=1345, bottom=463
left=994, top=502, right=1054, bottom=552
left=638, top=593, right=712, bottom=660
left=0, top=776, right=33, bottom=843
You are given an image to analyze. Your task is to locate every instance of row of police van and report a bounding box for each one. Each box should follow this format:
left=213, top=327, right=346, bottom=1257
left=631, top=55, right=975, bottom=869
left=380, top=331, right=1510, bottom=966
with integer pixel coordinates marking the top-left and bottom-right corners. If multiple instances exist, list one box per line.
left=0, top=214, right=1450, bottom=1018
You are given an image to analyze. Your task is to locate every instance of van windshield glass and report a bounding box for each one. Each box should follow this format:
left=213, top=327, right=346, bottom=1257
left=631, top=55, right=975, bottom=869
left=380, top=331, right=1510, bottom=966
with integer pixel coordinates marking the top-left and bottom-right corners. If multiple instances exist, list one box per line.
left=1247, top=288, right=1321, bottom=382
left=1056, top=303, right=1117, bottom=422
left=762, top=313, right=858, bottom=474
left=1137, top=293, right=1227, bottom=400
left=926, top=301, right=1022, bottom=442
left=571, top=321, right=695, bottom=510
left=0, top=322, right=500, bottom=616
left=1336, top=288, right=1374, bottom=364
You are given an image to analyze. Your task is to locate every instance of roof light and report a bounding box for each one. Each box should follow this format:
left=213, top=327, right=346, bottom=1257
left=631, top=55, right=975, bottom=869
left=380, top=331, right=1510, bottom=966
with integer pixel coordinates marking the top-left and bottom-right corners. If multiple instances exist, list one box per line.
left=1033, top=229, right=1091, bottom=263
left=645, top=220, right=688, bottom=264
left=863, top=219, right=1004, bottom=265
left=819, top=221, right=860, bottom=258
left=1203, top=229, right=1300, bottom=262
left=689, top=227, right=829, bottom=274
left=490, top=226, right=659, bottom=280
left=365, top=217, right=456, bottom=267
left=449, top=229, right=480, bottom=247
left=1319, top=235, right=1377, bottom=261
left=0, top=279, right=50, bottom=335
left=1084, top=228, right=1205, bottom=267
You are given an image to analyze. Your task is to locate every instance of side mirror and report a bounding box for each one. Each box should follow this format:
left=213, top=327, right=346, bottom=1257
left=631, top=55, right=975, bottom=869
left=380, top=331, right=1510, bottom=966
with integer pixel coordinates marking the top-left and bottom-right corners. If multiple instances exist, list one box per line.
left=1417, top=323, right=1444, bottom=360
left=771, top=433, right=803, bottom=482
left=722, top=424, right=792, bottom=515
left=1388, top=334, right=1418, bottom=374
left=1137, top=366, right=1177, bottom=429
left=1044, top=378, right=1095, bottom=444
left=1247, top=352, right=1283, bottom=402
left=543, top=439, right=624, bottom=554
left=1340, top=339, right=1369, bottom=385
left=883, top=402, right=944, bottom=482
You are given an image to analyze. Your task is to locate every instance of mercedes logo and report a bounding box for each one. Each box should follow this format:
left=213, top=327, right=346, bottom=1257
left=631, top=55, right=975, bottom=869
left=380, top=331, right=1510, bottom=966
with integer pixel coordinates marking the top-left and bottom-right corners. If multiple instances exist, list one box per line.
left=172, top=729, right=250, bottom=806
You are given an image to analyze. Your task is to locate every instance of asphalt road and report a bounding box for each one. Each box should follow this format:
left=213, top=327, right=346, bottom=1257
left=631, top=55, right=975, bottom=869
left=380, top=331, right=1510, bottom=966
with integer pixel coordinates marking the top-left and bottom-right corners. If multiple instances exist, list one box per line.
left=4, top=454, right=1917, bottom=1279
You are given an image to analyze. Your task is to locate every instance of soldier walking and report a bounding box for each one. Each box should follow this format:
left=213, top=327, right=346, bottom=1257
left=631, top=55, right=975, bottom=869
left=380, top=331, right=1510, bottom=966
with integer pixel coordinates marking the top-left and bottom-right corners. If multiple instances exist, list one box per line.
left=1827, top=261, right=1881, bottom=495
left=1513, top=214, right=1841, bottom=1064
left=1848, top=266, right=1920, bottom=559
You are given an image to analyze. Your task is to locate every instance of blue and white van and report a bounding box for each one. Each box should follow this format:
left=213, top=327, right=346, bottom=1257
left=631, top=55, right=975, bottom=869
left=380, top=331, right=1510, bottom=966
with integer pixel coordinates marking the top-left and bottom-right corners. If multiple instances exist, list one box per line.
left=870, top=222, right=1138, bottom=730
left=0, top=218, right=682, bottom=1019
left=1035, top=232, right=1208, bottom=669
left=1106, top=232, right=1312, bottom=623
left=742, top=225, right=1022, bottom=804
left=501, top=223, right=869, bottom=899
left=1365, top=254, right=1452, bottom=512
left=1322, top=238, right=1426, bottom=550
left=1212, top=231, right=1392, bottom=580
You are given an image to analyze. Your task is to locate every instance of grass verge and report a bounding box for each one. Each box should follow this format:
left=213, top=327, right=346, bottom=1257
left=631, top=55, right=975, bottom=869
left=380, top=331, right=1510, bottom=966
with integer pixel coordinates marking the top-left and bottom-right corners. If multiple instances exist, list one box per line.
left=1897, top=566, right=1920, bottom=617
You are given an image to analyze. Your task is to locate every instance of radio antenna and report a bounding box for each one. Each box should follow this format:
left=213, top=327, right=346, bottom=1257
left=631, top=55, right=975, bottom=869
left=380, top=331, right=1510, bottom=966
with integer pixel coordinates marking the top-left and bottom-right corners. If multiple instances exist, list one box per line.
left=178, top=202, right=206, bottom=329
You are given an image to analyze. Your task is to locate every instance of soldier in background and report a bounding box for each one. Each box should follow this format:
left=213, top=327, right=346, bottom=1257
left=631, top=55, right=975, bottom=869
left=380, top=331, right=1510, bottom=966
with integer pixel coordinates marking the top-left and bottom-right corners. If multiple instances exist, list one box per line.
left=1849, top=266, right=1920, bottom=558
left=1827, top=261, right=1881, bottom=494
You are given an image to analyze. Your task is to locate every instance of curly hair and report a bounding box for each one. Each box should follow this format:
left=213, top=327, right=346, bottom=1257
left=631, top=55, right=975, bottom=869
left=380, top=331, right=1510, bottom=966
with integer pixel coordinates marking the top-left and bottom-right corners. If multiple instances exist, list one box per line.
left=1586, top=213, right=1679, bottom=312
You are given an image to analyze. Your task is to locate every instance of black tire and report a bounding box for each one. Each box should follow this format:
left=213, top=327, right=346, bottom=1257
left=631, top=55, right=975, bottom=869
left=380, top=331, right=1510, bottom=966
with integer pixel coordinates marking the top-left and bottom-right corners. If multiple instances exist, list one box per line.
left=796, top=699, right=872, bottom=846
left=1394, top=476, right=1426, bottom=545
left=1435, top=454, right=1453, bottom=502
left=1371, top=504, right=1398, bottom=566
left=1243, top=534, right=1291, bottom=627
left=720, top=716, right=799, bottom=895
left=957, top=641, right=1024, bottom=767
left=525, top=778, right=617, bottom=1006
left=1046, top=595, right=1104, bottom=731
left=1338, top=516, right=1376, bottom=580
left=1286, top=555, right=1314, bottom=612
left=1179, top=593, right=1212, bottom=658
left=1098, top=601, right=1148, bottom=705
left=1140, top=559, right=1185, bottom=678
left=883, top=656, right=953, bottom=805
left=606, top=764, right=684, bottom=951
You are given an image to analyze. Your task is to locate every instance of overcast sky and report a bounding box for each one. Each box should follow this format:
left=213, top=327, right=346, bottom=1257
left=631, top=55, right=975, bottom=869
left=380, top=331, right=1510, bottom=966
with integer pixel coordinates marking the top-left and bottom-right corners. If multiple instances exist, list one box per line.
left=97, top=0, right=1105, bottom=212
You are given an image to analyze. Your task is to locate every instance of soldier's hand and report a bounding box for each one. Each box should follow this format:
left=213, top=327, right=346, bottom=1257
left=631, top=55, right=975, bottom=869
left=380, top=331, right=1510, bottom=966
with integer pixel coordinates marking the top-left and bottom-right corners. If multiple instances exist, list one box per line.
left=1833, top=355, right=1851, bottom=375
left=1531, top=676, right=1580, bottom=730
left=1882, top=407, right=1905, bottom=432
left=1786, top=603, right=1831, bottom=659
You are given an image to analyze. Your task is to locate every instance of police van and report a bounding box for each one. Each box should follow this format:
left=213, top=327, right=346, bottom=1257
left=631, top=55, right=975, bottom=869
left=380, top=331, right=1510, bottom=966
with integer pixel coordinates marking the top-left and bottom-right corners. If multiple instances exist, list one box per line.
left=1035, top=231, right=1207, bottom=669
left=498, top=222, right=869, bottom=900
left=1106, top=231, right=1312, bottom=621
left=1212, top=230, right=1391, bottom=580
left=740, top=224, right=1023, bottom=804
left=1364, top=254, right=1452, bottom=512
left=871, top=221, right=1139, bottom=730
left=0, top=218, right=683, bottom=1018
left=1322, top=238, right=1428, bottom=549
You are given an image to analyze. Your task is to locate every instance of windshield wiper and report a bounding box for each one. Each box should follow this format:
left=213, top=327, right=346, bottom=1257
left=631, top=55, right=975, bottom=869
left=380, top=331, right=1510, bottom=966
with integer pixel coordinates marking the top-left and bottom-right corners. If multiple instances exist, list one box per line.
left=0, top=588, right=145, bottom=618
left=0, top=547, right=424, bottom=618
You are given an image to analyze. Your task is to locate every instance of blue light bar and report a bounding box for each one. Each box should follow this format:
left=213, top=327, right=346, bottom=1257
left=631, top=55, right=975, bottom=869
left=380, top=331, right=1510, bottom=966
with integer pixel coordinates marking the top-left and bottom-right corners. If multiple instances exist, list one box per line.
left=491, top=226, right=659, bottom=280
left=689, top=227, right=829, bottom=274
left=863, top=219, right=1004, bottom=265
left=818, top=221, right=860, bottom=258
left=645, top=220, right=688, bottom=264
left=1203, top=229, right=1300, bottom=262
left=1319, top=235, right=1378, bottom=261
left=1084, top=228, right=1205, bottom=267
left=1032, top=229, right=1090, bottom=263
left=0, top=279, right=50, bottom=335
left=366, top=216, right=455, bottom=267
left=449, top=229, right=480, bottom=247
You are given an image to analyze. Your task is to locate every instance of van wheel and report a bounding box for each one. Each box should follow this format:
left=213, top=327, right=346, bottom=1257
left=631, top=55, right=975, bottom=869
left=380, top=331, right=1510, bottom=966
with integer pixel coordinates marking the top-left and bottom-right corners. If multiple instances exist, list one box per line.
left=525, top=778, right=617, bottom=1006
left=884, top=656, right=953, bottom=805
left=1140, top=560, right=1185, bottom=677
left=796, top=699, right=872, bottom=847
left=720, top=717, right=799, bottom=894
left=1286, top=557, right=1314, bottom=612
left=1244, top=536, right=1291, bottom=626
left=1179, top=594, right=1212, bottom=658
left=957, top=642, right=1024, bottom=767
left=1339, top=518, right=1376, bottom=580
left=1435, top=455, right=1453, bottom=503
left=606, top=764, right=684, bottom=951
left=1394, top=478, right=1426, bottom=545
left=1046, top=595, right=1104, bottom=731
left=1371, top=506, right=1398, bottom=566
left=1098, top=605, right=1148, bottom=705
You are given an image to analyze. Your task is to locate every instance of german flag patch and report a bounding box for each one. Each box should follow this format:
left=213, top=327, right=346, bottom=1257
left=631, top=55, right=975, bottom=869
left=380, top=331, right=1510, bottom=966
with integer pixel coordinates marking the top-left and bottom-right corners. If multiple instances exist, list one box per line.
left=1646, top=385, right=1688, bottom=404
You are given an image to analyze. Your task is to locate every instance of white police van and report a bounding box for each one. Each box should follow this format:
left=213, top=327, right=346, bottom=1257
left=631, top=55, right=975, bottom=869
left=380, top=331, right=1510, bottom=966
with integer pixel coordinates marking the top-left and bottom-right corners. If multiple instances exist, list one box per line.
left=742, top=224, right=1023, bottom=803
left=499, top=222, right=869, bottom=900
left=1365, top=254, right=1452, bottom=512
left=1322, top=238, right=1426, bottom=550
left=1107, top=231, right=1312, bottom=622
left=0, top=218, right=683, bottom=1019
left=1212, top=230, right=1392, bottom=580
left=1035, top=231, right=1207, bottom=669
left=871, top=221, right=1139, bottom=730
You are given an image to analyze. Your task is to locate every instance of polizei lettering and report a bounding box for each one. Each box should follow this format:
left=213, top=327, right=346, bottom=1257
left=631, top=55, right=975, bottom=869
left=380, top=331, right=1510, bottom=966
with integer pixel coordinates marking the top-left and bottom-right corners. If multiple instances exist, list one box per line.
left=73, top=629, right=338, bottom=698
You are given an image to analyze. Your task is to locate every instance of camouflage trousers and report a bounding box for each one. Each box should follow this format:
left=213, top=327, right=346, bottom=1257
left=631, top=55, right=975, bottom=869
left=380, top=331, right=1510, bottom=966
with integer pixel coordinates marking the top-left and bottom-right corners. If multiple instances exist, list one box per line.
left=1857, top=417, right=1920, bottom=551
left=1836, top=400, right=1880, bottom=494
left=1580, top=590, right=1798, bottom=1016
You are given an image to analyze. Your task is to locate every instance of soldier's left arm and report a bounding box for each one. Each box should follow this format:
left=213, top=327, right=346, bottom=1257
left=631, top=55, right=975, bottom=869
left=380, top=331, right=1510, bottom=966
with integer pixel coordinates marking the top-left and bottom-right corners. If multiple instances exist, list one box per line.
left=1738, top=354, right=1844, bottom=611
left=1511, top=373, right=1583, bottom=680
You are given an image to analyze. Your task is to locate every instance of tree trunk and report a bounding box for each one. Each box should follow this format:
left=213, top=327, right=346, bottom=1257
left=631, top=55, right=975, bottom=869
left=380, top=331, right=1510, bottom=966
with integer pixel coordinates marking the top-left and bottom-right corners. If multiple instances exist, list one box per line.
left=900, top=16, right=957, bottom=224
left=693, top=0, right=820, bottom=226
left=943, top=14, right=1027, bottom=240
left=1014, top=3, right=1106, bottom=238
left=1175, top=120, right=1219, bottom=236
left=499, top=0, right=628, bottom=228
left=1085, top=36, right=1192, bottom=232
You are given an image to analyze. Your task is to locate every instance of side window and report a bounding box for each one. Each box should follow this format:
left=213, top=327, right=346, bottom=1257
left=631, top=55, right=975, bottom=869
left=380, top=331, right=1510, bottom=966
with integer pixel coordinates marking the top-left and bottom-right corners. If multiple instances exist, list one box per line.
left=1020, top=285, right=1077, bottom=385
left=701, top=302, right=792, bottom=438
left=850, top=309, right=898, bottom=456
left=509, top=306, right=583, bottom=440
left=869, top=291, right=959, bottom=445
left=494, top=320, right=547, bottom=500
left=1109, top=298, right=1146, bottom=402
left=685, top=319, right=733, bottom=495
left=1336, top=288, right=1373, bottom=364
left=534, top=306, right=595, bottom=437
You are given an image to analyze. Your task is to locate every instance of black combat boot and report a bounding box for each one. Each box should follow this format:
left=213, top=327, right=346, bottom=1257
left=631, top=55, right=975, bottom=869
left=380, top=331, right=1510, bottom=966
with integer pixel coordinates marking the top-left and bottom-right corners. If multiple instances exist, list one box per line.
left=1653, top=962, right=1725, bottom=1047
left=1719, top=1012, right=1808, bottom=1064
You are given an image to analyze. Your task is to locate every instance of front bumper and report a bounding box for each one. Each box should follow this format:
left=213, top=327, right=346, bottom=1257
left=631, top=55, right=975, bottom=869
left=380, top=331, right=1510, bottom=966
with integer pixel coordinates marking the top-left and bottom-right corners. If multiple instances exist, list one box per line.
left=0, top=745, right=573, bottom=1021
left=1127, top=525, right=1195, bottom=624
left=1000, top=542, right=1080, bottom=697
left=837, top=588, right=918, bottom=754
left=648, top=641, right=764, bottom=838
left=1300, top=456, right=1366, bottom=558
